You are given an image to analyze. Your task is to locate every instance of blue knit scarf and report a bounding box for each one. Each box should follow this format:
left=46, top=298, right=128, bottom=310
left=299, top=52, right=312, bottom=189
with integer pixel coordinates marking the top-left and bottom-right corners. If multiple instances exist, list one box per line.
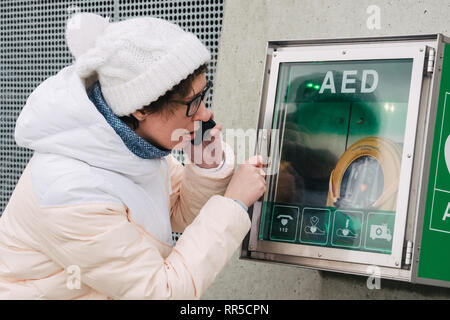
left=88, top=81, right=171, bottom=160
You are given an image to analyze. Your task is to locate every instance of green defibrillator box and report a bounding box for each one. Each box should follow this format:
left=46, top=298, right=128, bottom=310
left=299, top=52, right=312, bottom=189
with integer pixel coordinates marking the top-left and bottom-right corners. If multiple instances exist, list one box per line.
left=241, top=34, right=450, bottom=288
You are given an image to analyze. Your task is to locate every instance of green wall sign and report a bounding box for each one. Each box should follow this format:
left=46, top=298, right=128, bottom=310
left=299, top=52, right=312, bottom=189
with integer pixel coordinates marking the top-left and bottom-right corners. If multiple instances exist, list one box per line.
left=418, top=43, right=450, bottom=283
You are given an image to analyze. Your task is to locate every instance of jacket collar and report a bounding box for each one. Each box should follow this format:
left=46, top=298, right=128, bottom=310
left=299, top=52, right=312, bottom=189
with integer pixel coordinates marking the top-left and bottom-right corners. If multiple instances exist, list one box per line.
left=88, top=81, right=171, bottom=160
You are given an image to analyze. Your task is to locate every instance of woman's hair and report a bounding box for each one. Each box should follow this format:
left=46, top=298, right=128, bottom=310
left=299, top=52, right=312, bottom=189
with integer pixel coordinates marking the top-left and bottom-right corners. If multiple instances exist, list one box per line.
left=119, top=63, right=209, bottom=130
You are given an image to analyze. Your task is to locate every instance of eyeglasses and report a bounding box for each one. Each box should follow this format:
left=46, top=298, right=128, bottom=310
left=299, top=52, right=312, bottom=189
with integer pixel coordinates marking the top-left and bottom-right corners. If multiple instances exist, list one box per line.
left=173, top=81, right=213, bottom=117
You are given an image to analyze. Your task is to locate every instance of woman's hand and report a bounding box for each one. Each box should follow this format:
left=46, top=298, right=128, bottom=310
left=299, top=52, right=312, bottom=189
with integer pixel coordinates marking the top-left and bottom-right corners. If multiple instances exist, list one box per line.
left=184, top=122, right=224, bottom=169
left=224, top=156, right=267, bottom=208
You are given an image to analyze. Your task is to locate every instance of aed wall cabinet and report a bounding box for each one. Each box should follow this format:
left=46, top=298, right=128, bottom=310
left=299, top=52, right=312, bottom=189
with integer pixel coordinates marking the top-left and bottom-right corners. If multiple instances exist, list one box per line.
left=241, top=34, right=450, bottom=288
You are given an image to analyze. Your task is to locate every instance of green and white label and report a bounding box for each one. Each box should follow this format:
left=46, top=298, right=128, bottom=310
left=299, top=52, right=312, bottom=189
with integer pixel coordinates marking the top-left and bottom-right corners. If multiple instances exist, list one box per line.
left=270, top=205, right=299, bottom=242
left=428, top=92, right=450, bottom=234
left=418, top=43, right=450, bottom=283
left=299, top=207, right=331, bottom=245
left=364, top=212, right=395, bottom=253
left=331, top=210, right=363, bottom=249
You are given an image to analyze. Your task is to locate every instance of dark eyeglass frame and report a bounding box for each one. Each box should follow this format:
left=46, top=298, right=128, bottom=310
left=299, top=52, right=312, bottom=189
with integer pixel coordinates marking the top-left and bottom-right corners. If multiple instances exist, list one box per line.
left=172, top=81, right=213, bottom=117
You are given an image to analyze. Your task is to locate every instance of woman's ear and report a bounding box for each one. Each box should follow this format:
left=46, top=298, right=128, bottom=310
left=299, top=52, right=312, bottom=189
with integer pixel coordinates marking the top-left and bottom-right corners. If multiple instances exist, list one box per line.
left=131, top=109, right=147, bottom=121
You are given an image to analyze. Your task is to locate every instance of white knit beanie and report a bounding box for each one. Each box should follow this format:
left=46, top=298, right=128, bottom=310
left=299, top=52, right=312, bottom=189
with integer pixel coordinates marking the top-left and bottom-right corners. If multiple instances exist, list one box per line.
left=65, top=13, right=211, bottom=116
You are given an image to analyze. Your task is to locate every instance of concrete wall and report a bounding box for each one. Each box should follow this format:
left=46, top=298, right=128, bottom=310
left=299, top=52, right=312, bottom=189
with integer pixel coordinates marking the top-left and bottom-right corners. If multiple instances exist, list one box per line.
left=202, top=0, right=450, bottom=299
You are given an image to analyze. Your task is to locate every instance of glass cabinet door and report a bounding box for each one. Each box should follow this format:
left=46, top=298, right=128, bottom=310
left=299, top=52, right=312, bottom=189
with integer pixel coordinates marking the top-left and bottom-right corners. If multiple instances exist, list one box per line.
left=257, top=45, right=426, bottom=267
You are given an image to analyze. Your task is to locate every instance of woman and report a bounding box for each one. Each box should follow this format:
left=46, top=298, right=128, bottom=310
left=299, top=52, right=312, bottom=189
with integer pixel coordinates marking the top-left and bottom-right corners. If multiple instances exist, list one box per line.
left=0, top=13, right=266, bottom=299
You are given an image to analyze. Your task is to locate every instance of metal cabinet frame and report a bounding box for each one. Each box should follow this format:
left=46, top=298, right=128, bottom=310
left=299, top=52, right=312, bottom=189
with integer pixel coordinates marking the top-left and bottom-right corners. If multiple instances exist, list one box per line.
left=240, top=34, right=450, bottom=287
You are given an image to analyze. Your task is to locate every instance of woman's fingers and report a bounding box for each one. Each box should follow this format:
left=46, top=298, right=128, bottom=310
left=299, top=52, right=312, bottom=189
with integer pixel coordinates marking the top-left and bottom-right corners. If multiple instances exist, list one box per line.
left=246, top=155, right=265, bottom=167
left=210, top=123, right=222, bottom=134
left=258, top=168, right=266, bottom=177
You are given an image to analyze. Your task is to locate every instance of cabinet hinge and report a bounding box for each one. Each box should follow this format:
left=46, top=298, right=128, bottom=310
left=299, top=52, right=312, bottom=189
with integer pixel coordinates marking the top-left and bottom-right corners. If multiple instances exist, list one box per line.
left=404, top=240, right=414, bottom=265
left=427, top=48, right=435, bottom=73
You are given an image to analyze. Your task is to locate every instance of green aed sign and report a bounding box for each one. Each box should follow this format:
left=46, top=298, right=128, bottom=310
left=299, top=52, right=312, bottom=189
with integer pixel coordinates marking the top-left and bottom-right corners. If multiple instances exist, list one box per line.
left=418, top=43, right=450, bottom=283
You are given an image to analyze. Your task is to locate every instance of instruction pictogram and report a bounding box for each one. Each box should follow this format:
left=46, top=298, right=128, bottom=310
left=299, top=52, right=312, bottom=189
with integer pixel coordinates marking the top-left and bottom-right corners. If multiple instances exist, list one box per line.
left=331, top=210, right=363, bottom=249
left=305, top=216, right=326, bottom=235
left=270, top=205, right=299, bottom=242
left=336, top=217, right=358, bottom=239
left=365, top=212, right=395, bottom=253
left=300, top=208, right=330, bottom=245
left=370, top=224, right=392, bottom=242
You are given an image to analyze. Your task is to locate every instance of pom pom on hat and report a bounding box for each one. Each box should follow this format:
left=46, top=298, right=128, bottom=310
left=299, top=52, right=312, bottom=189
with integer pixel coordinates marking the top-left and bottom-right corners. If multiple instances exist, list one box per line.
left=65, top=13, right=110, bottom=59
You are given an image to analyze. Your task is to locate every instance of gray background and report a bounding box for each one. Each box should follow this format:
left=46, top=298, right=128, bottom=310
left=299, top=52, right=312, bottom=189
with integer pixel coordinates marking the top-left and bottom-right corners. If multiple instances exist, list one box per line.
left=203, top=0, right=450, bottom=299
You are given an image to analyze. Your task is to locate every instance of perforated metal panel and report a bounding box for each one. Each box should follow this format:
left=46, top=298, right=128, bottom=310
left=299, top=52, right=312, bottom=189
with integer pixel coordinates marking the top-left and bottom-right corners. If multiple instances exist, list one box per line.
left=0, top=0, right=225, bottom=244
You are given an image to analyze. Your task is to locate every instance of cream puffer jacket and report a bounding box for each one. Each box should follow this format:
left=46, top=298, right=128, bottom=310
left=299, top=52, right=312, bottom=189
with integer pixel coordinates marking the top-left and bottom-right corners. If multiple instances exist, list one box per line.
left=0, top=65, right=250, bottom=299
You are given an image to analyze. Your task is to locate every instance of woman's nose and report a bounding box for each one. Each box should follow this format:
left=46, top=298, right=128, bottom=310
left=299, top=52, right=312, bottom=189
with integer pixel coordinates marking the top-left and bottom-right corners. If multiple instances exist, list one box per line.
left=193, top=101, right=213, bottom=122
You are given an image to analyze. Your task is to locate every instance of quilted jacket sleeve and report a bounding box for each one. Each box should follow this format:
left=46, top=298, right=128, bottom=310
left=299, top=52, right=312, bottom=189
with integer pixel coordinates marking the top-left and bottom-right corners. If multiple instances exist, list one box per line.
left=168, top=142, right=235, bottom=233
left=35, top=195, right=250, bottom=300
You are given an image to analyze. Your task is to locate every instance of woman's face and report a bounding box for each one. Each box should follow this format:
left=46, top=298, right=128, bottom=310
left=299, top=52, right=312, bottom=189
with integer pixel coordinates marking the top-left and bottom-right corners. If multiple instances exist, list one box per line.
left=131, top=72, right=213, bottom=150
